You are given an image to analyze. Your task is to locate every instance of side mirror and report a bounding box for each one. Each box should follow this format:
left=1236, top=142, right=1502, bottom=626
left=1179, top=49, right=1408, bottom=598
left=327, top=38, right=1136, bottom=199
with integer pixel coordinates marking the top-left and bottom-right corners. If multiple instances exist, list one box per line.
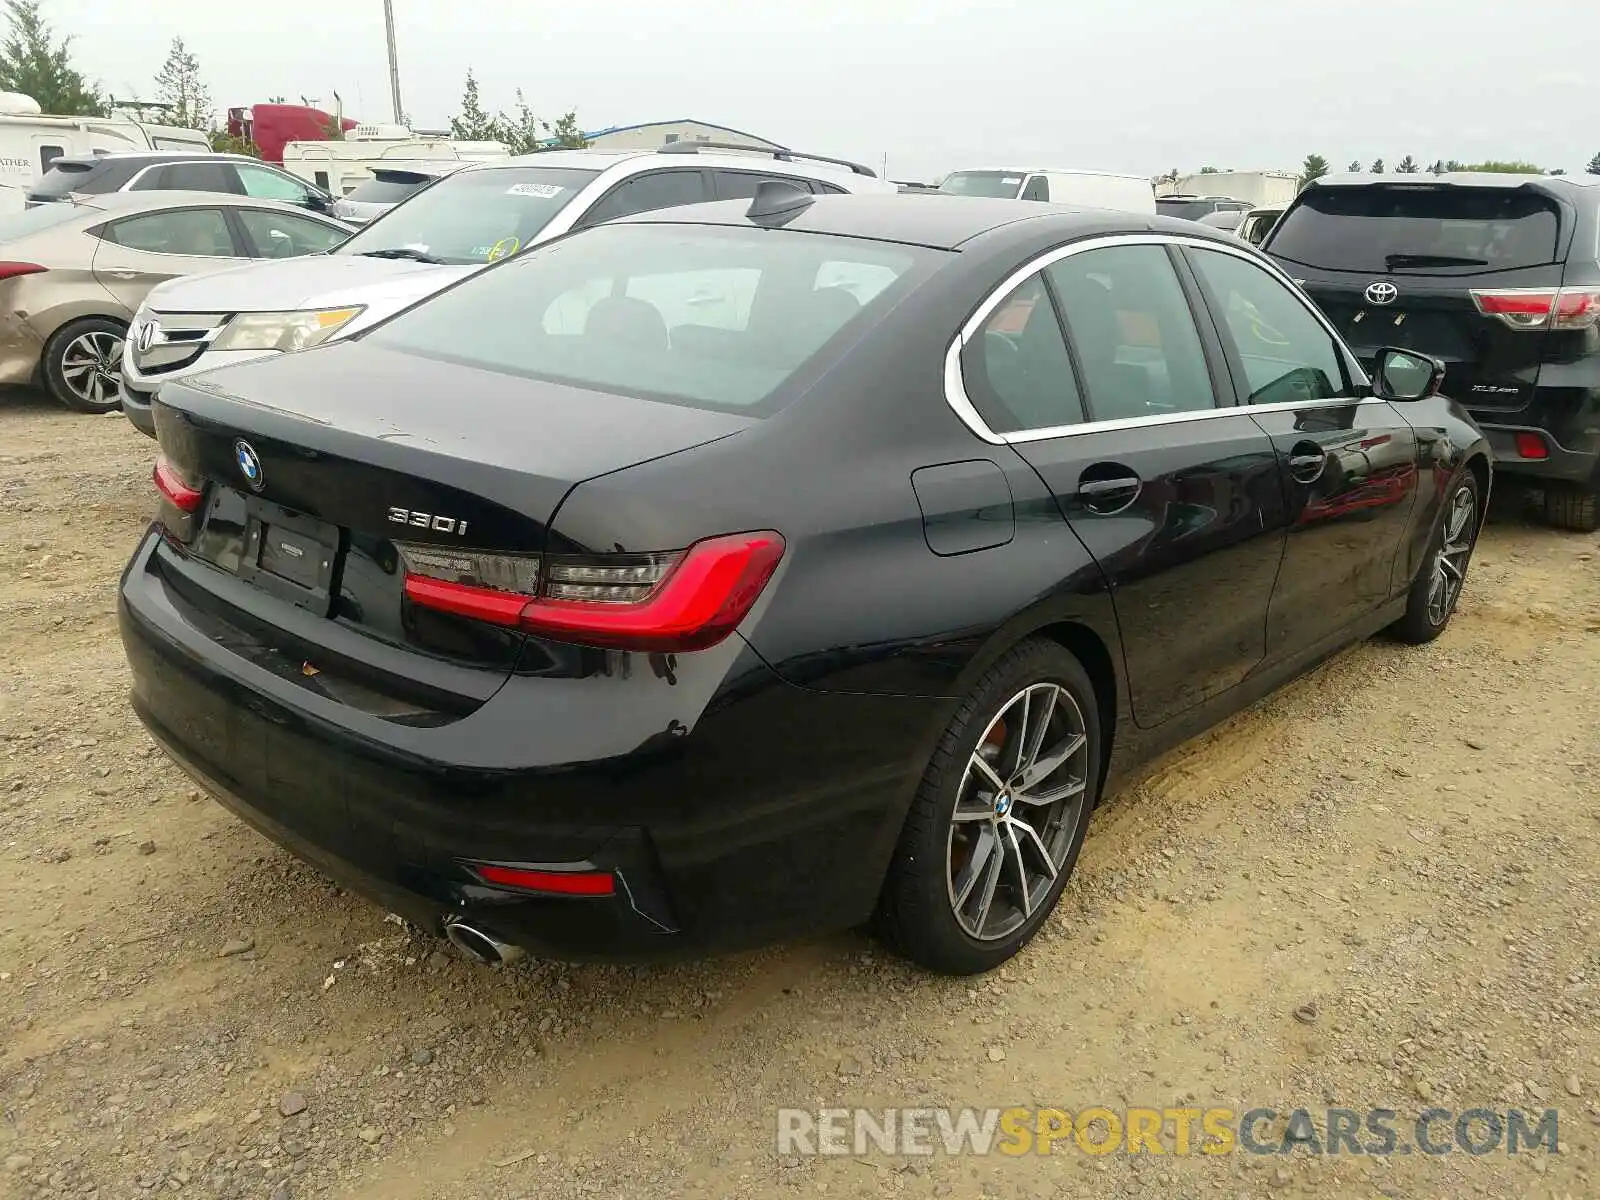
left=1371, top=346, right=1445, bottom=402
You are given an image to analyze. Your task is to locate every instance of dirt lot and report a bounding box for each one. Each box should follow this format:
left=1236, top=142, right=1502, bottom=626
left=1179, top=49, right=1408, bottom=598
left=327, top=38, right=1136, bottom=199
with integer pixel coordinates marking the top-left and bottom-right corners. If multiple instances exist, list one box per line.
left=2, top=393, right=1598, bottom=1200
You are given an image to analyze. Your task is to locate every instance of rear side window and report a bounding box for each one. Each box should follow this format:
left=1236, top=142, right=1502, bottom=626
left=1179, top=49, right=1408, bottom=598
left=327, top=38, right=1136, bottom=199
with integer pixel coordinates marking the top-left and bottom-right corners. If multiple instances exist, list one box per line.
left=711, top=170, right=818, bottom=200
left=960, top=274, right=1085, bottom=432
left=1046, top=244, right=1217, bottom=420
left=1267, top=186, right=1562, bottom=273
left=136, top=161, right=241, bottom=194
left=367, top=222, right=932, bottom=416
left=31, top=161, right=100, bottom=198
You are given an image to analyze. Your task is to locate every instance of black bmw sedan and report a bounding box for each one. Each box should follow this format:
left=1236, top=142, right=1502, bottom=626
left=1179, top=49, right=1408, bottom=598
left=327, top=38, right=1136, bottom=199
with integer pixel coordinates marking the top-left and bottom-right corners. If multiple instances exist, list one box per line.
left=119, top=189, right=1490, bottom=975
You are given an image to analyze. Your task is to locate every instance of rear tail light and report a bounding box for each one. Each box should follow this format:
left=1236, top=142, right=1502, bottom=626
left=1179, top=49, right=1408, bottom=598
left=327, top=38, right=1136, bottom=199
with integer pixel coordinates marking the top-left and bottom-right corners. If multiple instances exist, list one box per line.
left=1471, top=287, right=1600, bottom=331
left=400, top=530, right=785, bottom=652
left=152, top=456, right=203, bottom=512
left=0, top=261, right=46, bottom=281
left=1513, top=432, right=1549, bottom=460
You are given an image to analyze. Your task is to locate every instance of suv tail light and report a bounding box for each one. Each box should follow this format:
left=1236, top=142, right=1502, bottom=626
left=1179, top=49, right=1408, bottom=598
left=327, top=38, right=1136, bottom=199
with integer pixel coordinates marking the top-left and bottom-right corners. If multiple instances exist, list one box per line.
left=1471, top=287, right=1600, bottom=331
left=400, top=531, right=785, bottom=652
left=0, top=261, right=46, bottom=281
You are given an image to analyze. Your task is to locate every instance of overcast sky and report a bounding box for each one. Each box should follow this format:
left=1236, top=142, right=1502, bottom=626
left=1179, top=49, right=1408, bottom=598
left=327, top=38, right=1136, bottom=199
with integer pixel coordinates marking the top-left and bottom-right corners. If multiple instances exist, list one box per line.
left=46, top=0, right=1597, bottom=181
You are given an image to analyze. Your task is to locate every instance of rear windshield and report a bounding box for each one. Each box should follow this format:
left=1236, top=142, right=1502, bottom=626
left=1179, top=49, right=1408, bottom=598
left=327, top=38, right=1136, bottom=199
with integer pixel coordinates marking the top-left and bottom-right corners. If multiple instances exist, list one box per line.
left=344, top=174, right=433, bottom=204
left=30, top=161, right=98, bottom=198
left=364, top=221, right=934, bottom=416
left=335, top=165, right=600, bottom=265
left=938, top=171, right=1024, bottom=199
left=0, top=202, right=90, bottom=241
left=1267, top=186, right=1562, bottom=273
left=1156, top=199, right=1218, bottom=221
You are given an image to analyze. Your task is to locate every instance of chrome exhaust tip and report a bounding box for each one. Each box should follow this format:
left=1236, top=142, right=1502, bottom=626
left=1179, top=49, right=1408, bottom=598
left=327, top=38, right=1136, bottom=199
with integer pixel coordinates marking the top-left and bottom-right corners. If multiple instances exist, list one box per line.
left=444, top=919, right=526, bottom=967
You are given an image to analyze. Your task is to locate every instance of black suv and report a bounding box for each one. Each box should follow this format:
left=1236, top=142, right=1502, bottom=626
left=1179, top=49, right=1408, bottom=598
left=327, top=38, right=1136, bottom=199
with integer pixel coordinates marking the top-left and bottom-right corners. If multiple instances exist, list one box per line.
left=26, top=152, right=335, bottom=216
left=1264, top=173, right=1600, bottom=530
left=1156, top=194, right=1251, bottom=221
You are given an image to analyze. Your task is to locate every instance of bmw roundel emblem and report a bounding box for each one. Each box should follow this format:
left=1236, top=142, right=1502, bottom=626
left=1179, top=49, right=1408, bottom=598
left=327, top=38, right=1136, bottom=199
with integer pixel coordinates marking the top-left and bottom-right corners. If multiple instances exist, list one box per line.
left=234, top=439, right=265, bottom=492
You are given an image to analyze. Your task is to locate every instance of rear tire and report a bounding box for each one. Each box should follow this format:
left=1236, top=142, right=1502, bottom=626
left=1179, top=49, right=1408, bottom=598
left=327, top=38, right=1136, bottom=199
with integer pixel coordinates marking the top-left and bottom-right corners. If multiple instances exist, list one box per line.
left=1542, top=483, right=1600, bottom=533
left=1389, top=469, right=1482, bottom=645
left=41, top=317, right=127, bottom=414
left=876, top=639, right=1102, bottom=975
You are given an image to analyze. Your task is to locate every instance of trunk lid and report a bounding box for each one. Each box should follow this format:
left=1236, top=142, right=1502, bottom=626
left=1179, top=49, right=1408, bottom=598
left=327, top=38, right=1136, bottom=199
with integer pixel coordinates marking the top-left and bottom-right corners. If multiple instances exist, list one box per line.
left=152, top=340, right=756, bottom=680
left=1265, top=180, right=1571, bottom=416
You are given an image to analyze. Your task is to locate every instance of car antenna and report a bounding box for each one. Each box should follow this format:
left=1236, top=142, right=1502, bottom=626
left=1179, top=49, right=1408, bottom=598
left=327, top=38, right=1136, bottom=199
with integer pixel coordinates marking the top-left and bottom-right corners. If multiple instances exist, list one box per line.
left=746, top=180, right=814, bottom=225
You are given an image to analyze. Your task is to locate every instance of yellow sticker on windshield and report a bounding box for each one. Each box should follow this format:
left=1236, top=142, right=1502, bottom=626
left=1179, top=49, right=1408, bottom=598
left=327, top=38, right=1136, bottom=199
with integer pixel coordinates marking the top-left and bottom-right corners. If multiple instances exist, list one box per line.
left=486, top=237, right=521, bottom=262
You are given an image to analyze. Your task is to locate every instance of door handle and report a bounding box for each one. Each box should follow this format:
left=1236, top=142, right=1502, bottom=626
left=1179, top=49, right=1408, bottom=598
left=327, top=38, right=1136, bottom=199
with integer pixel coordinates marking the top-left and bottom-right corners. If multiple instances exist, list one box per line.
left=1288, top=442, right=1328, bottom=483
left=1076, top=470, right=1142, bottom=514
left=107, top=270, right=139, bottom=279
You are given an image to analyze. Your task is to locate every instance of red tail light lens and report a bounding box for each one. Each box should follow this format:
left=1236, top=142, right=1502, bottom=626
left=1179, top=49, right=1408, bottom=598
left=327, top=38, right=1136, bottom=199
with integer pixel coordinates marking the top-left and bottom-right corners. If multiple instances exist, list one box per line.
left=1513, top=432, right=1549, bottom=460
left=152, top=456, right=203, bottom=512
left=0, top=261, right=46, bottom=281
left=470, top=864, right=616, bottom=896
left=401, top=530, right=785, bottom=652
left=1472, top=287, right=1600, bottom=331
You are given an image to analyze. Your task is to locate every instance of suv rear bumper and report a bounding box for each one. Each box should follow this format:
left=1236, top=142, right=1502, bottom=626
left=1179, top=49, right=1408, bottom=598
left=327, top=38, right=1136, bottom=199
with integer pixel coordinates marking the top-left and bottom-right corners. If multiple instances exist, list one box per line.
left=1477, top=422, right=1599, bottom=488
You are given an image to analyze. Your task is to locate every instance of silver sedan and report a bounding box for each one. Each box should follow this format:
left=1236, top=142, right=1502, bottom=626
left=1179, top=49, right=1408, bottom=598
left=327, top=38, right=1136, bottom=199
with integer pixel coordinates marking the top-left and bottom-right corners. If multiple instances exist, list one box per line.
left=0, top=191, right=350, bottom=413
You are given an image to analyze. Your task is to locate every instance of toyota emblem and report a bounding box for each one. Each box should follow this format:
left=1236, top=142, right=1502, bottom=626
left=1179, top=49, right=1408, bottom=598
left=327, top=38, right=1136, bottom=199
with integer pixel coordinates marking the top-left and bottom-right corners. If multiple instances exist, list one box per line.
left=1365, top=281, right=1398, bottom=306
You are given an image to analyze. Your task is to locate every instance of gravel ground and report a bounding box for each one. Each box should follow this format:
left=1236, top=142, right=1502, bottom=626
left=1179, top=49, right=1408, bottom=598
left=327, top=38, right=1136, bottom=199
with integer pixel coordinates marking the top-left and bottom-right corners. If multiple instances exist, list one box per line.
left=2, top=395, right=1598, bottom=1200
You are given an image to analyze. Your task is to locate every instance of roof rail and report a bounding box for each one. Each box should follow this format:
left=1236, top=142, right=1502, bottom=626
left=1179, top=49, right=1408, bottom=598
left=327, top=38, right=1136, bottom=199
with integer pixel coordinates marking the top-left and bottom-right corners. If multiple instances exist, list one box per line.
left=656, top=140, right=877, bottom=178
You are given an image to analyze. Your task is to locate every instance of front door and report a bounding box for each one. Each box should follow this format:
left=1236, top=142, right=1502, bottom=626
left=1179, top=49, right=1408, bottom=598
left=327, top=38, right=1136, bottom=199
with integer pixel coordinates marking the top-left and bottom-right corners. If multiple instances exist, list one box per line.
left=958, top=240, right=1288, bottom=729
left=1182, top=243, right=1421, bottom=658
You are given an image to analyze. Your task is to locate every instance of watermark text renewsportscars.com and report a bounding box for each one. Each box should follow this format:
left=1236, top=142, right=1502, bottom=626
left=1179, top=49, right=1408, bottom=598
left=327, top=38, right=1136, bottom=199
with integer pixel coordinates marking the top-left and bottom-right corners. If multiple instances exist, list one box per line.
left=776, top=1106, right=1561, bottom=1158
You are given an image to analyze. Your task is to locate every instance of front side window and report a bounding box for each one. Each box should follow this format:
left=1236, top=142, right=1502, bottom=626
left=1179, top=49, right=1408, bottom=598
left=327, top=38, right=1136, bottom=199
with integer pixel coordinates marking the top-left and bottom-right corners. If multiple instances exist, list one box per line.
left=237, top=164, right=312, bottom=204
left=581, top=170, right=709, bottom=225
left=1046, top=244, right=1216, bottom=420
left=236, top=209, right=347, bottom=258
left=1187, top=247, right=1348, bottom=405
left=336, top=164, right=601, bottom=265
left=960, top=274, right=1085, bottom=433
left=366, top=222, right=931, bottom=415
left=105, top=209, right=235, bottom=257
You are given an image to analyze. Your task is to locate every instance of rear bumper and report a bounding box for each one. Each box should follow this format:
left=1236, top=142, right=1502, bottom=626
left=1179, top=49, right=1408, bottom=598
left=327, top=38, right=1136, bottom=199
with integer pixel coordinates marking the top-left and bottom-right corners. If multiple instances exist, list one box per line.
left=1477, top=423, right=1599, bottom=488
left=118, top=530, right=942, bottom=962
left=0, top=313, right=44, bottom=387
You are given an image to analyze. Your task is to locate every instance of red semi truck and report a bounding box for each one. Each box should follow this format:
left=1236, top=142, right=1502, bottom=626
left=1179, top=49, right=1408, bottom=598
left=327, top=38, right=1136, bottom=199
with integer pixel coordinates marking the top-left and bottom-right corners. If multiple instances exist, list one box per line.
left=227, top=104, right=359, bottom=164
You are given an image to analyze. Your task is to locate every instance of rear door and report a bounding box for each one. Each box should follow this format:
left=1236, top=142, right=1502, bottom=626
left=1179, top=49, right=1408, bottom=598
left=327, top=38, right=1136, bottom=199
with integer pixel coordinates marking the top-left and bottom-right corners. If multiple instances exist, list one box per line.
left=1263, top=182, right=1567, bottom=420
left=92, top=206, right=249, bottom=309
left=962, top=238, right=1288, bottom=729
left=1182, top=242, right=1422, bottom=658
left=131, top=159, right=244, bottom=196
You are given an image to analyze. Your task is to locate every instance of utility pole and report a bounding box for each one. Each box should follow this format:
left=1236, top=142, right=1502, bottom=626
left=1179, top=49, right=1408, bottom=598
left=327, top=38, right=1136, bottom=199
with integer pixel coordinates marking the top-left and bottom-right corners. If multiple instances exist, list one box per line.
left=382, top=0, right=404, bottom=124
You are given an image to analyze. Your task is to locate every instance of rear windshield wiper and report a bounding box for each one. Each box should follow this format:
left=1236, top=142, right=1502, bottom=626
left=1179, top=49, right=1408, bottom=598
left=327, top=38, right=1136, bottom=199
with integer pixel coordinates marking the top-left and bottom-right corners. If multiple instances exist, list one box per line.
left=357, top=247, right=445, bottom=264
left=1383, top=253, right=1489, bottom=268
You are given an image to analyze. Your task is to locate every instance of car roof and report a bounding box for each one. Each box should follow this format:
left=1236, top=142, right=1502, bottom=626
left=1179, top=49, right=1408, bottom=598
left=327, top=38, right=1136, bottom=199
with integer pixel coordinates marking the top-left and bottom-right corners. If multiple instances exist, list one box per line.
left=51, top=150, right=257, bottom=169
left=620, top=192, right=1220, bottom=251
left=1307, top=171, right=1600, bottom=195
left=457, top=146, right=880, bottom=181
left=50, top=190, right=342, bottom=217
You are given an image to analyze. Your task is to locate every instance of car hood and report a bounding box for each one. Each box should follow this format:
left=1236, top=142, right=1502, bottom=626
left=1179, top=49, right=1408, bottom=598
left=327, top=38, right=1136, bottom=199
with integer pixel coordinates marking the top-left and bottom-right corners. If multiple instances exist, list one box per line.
left=142, top=254, right=480, bottom=318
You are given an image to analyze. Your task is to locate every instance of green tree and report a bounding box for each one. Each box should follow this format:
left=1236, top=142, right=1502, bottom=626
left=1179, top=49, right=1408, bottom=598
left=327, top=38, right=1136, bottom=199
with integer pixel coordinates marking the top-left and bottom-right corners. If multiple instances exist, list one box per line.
left=543, top=110, right=587, bottom=150
left=1396, top=155, right=1419, bottom=173
left=0, top=0, right=103, bottom=114
left=1369, top=158, right=1385, bottom=174
left=1198, top=165, right=1220, bottom=174
left=1300, top=153, right=1330, bottom=186
left=1347, top=160, right=1362, bottom=172
left=449, top=69, right=500, bottom=141
left=152, top=36, right=211, bottom=129
left=1549, top=168, right=1567, bottom=176
left=1428, top=160, right=1445, bottom=175
left=207, top=130, right=259, bottom=157
left=1588, top=152, right=1600, bottom=176
left=1459, top=160, right=1541, bottom=173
